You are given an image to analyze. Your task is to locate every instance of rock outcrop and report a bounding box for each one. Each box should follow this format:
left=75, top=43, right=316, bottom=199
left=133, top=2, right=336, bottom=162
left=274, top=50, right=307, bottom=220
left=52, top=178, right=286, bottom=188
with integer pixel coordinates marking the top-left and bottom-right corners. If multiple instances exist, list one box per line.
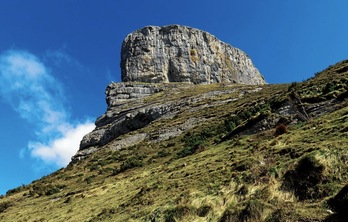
left=78, top=83, right=166, bottom=150
left=121, top=25, right=265, bottom=85
left=72, top=25, right=268, bottom=161
left=73, top=82, right=263, bottom=161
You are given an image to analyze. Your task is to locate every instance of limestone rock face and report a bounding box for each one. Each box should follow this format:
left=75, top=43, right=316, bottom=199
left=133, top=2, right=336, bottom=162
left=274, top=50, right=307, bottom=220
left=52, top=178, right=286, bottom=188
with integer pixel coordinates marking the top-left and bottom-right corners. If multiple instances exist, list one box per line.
left=121, top=25, right=265, bottom=85
left=78, top=83, right=167, bottom=151
left=104, top=83, right=163, bottom=108
left=73, top=82, right=246, bottom=161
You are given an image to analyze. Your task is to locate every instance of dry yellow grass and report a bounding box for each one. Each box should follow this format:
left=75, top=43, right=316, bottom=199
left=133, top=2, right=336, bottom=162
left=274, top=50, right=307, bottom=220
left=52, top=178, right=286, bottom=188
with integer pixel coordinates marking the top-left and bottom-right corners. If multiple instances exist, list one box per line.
left=1, top=60, right=348, bottom=221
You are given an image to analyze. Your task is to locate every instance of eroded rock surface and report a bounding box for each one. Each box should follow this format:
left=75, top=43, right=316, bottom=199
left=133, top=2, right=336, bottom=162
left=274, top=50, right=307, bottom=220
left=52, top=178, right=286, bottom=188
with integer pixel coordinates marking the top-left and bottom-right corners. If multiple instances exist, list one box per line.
left=72, top=83, right=259, bottom=161
left=121, top=25, right=265, bottom=85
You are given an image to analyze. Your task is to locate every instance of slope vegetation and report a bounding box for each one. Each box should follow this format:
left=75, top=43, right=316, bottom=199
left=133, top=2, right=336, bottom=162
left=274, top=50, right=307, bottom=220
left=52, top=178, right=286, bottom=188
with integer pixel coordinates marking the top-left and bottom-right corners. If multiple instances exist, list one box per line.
left=1, top=60, right=348, bottom=221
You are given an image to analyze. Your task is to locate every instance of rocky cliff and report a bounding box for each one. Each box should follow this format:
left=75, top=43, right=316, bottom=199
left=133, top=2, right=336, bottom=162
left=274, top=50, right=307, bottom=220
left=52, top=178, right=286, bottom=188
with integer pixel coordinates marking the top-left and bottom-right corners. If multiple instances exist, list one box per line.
left=73, top=82, right=265, bottom=160
left=73, top=25, right=267, bottom=160
left=121, top=25, right=265, bottom=85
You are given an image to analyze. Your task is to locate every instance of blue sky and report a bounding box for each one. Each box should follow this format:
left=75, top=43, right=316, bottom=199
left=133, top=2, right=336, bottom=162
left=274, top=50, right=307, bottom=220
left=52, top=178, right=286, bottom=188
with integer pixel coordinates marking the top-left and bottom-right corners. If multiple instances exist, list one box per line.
left=0, top=1, right=348, bottom=194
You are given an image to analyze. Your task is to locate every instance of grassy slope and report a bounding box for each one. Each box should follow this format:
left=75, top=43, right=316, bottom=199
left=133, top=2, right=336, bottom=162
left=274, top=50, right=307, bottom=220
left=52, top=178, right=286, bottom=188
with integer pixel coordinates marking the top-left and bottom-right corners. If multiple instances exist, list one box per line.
left=1, top=60, right=348, bottom=221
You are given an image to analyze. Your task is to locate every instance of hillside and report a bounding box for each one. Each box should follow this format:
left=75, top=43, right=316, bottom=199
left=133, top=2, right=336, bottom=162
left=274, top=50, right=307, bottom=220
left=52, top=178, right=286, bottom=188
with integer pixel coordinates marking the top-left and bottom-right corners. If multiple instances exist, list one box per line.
left=1, top=60, right=348, bottom=221
left=120, top=25, right=265, bottom=85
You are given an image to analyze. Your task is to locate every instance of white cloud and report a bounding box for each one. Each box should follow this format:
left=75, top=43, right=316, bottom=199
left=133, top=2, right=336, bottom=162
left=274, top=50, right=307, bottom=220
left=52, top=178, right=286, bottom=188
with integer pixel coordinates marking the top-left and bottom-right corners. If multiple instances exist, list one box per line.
left=2, top=51, right=46, bottom=79
left=0, top=50, right=65, bottom=127
left=0, top=50, right=95, bottom=167
left=29, top=121, right=95, bottom=166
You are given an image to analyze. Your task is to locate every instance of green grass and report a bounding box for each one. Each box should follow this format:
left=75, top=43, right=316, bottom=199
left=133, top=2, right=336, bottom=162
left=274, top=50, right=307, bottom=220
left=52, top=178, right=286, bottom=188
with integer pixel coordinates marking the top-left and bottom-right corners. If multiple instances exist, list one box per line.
left=1, top=60, right=348, bottom=221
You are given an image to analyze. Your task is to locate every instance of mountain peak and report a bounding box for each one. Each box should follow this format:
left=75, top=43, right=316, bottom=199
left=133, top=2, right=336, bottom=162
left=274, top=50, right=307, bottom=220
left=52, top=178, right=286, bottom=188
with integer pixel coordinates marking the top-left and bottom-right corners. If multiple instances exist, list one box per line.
left=121, top=25, right=265, bottom=85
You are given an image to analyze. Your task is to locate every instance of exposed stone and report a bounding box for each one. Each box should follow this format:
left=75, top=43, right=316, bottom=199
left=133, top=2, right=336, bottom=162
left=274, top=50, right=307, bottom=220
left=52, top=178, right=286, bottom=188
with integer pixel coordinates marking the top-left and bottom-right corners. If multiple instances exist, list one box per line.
left=73, top=81, right=271, bottom=162
left=121, top=25, right=265, bottom=85
left=79, top=100, right=178, bottom=150
left=109, top=133, right=147, bottom=151
left=104, top=82, right=164, bottom=108
left=73, top=81, right=345, bottom=162
left=149, top=117, right=201, bottom=142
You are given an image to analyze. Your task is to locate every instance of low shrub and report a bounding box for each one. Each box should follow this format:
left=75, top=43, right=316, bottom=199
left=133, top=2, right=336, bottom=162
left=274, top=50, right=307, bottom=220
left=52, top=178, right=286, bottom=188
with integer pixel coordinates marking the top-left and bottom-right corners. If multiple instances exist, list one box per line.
left=224, top=115, right=241, bottom=131
left=64, top=197, right=72, bottom=204
left=45, top=186, right=61, bottom=196
left=84, top=175, right=96, bottom=184
left=89, top=208, right=117, bottom=222
left=274, top=124, right=288, bottom=136
left=144, top=208, right=161, bottom=222
left=196, top=205, right=212, bottom=217
left=156, top=150, right=171, bottom=158
left=177, top=131, right=207, bottom=158
left=323, top=82, right=336, bottom=94
left=6, top=184, right=26, bottom=196
left=219, top=200, right=265, bottom=222
left=238, top=200, right=265, bottom=222
left=265, top=204, right=297, bottom=222
left=288, top=82, right=299, bottom=92
left=232, top=158, right=255, bottom=172
left=176, top=143, right=204, bottom=158
left=113, top=156, right=144, bottom=175
left=29, top=183, right=66, bottom=197
left=120, top=156, right=143, bottom=171
left=281, top=154, right=326, bottom=200
left=219, top=209, right=239, bottom=222
left=0, top=201, right=11, bottom=213
left=163, top=205, right=192, bottom=222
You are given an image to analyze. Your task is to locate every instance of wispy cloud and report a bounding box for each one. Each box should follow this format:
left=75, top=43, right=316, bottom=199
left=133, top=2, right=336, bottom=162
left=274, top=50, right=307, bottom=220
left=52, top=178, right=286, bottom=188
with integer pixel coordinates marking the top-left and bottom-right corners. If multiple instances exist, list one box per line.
left=0, top=50, right=95, bottom=167
left=29, top=121, right=94, bottom=166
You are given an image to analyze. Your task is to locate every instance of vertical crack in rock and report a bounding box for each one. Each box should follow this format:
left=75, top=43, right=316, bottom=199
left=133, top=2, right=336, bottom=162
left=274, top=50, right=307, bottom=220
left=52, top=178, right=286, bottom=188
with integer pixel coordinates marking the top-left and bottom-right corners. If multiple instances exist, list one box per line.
left=121, top=25, right=266, bottom=85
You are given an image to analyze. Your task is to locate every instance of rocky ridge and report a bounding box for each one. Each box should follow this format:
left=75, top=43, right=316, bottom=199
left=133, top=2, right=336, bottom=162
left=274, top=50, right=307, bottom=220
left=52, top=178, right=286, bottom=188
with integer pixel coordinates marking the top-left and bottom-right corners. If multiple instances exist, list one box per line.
left=73, top=83, right=264, bottom=160
left=73, top=25, right=268, bottom=160
left=121, top=25, right=265, bottom=85
left=73, top=78, right=340, bottom=161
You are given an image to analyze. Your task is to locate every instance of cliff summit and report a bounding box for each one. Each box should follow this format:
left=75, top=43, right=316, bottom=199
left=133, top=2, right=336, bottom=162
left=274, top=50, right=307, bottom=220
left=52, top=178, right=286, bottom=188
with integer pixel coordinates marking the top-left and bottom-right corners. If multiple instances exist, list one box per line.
left=121, top=25, right=265, bottom=85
